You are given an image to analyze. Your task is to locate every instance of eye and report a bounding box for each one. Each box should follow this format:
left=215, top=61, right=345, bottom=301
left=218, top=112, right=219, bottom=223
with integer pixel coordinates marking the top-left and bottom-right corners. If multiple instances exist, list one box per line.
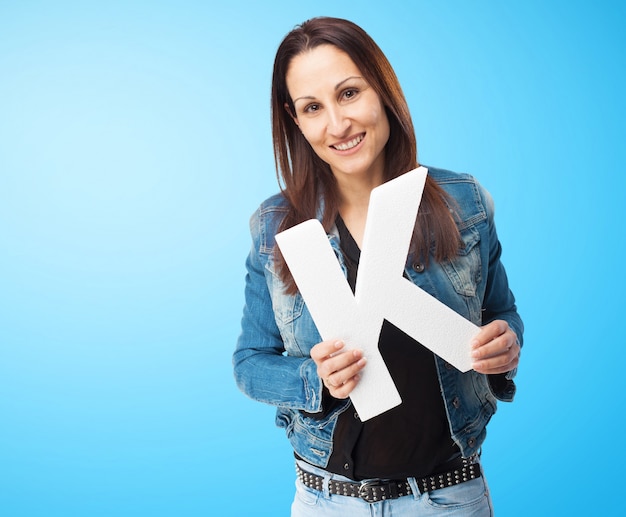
left=341, top=88, right=359, bottom=101
left=303, top=103, right=321, bottom=114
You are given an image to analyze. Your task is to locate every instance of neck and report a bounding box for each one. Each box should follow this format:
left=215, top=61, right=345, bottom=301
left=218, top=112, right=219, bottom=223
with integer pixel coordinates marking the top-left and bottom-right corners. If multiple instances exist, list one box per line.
left=336, top=178, right=381, bottom=249
left=335, top=170, right=384, bottom=212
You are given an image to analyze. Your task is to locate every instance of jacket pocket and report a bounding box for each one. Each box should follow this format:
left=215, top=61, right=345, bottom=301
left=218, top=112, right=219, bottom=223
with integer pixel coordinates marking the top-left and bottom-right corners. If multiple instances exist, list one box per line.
left=441, top=227, right=482, bottom=298
left=471, top=373, right=498, bottom=415
left=265, top=256, right=305, bottom=326
left=276, top=406, right=345, bottom=465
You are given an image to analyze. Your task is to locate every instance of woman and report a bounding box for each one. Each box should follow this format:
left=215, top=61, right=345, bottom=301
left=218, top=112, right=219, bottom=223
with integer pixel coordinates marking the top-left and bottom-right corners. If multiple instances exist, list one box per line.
left=233, top=16, right=523, bottom=516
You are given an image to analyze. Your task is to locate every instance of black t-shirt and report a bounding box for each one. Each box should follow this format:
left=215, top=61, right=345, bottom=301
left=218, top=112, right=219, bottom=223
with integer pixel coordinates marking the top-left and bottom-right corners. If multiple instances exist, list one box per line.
left=323, top=216, right=461, bottom=480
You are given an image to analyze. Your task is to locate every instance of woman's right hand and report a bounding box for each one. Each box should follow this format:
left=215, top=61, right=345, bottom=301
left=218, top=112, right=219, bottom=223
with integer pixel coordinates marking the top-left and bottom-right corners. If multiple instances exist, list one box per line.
left=310, top=340, right=367, bottom=399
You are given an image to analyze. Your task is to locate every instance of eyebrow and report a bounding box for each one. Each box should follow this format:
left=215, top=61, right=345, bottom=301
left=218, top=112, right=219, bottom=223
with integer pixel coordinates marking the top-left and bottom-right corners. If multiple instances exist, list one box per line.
left=292, top=76, right=364, bottom=105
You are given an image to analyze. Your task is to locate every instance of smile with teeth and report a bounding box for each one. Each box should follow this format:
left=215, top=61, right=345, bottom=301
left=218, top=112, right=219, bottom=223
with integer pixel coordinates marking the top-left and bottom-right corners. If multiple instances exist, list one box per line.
left=332, top=134, right=364, bottom=151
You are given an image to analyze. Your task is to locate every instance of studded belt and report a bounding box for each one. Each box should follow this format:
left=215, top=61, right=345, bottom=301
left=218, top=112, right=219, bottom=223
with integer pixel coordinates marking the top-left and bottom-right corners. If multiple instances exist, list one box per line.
left=296, top=456, right=481, bottom=503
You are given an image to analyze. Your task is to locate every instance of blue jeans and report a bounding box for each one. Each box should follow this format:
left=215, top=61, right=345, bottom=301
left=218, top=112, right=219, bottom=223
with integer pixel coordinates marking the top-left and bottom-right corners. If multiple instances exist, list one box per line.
left=291, top=459, right=493, bottom=516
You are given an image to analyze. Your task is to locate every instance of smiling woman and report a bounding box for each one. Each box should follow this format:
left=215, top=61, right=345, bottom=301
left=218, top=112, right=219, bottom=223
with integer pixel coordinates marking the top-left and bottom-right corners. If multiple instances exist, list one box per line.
left=286, top=46, right=390, bottom=196
left=233, top=16, right=523, bottom=517
left=286, top=46, right=390, bottom=247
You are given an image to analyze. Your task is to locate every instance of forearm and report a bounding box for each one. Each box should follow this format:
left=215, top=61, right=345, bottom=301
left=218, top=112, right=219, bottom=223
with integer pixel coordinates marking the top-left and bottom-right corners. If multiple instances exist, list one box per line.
left=233, top=340, right=323, bottom=411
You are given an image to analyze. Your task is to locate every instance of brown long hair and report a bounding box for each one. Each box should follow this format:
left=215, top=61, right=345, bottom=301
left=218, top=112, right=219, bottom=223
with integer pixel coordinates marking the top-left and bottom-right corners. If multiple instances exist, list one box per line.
left=271, top=17, right=460, bottom=293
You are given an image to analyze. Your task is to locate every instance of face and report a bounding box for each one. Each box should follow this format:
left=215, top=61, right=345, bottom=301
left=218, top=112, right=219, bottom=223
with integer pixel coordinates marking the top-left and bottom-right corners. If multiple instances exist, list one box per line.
left=286, top=44, right=390, bottom=187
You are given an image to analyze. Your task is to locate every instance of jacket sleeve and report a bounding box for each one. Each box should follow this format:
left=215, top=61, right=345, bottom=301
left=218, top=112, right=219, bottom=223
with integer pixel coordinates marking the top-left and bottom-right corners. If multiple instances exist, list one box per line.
left=478, top=184, right=524, bottom=401
left=232, top=210, right=324, bottom=412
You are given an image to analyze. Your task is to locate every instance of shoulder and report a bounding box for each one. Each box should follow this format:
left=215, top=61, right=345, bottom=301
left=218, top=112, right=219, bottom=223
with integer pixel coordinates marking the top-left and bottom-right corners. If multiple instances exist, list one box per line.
left=426, top=165, right=479, bottom=189
left=249, top=192, right=290, bottom=254
left=425, top=165, right=495, bottom=225
left=254, top=191, right=290, bottom=217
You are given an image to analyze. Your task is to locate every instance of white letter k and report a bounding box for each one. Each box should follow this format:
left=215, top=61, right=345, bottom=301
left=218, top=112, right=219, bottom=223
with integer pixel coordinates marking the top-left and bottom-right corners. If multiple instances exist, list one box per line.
left=276, top=167, right=478, bottom=421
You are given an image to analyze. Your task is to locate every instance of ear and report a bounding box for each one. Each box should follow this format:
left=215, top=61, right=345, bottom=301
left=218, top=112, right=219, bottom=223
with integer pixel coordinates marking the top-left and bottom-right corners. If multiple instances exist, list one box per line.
left=284, top=102, right=299, bottom=127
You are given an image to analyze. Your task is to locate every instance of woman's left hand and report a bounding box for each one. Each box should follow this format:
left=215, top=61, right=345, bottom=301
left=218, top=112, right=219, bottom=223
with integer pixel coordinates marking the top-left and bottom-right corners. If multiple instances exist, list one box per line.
left=471, top=320, right=520, bottom=375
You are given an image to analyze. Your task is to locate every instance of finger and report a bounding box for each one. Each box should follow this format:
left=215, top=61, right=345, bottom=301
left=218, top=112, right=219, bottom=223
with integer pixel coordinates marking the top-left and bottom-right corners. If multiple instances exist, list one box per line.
left=472, top=342, right=520, bottom=374
left=311, top=340, right=345, bottom=362
left=473, top=355, right=519, bottom=375
left=471, top=320, right=509, bottom=349
left=319, top=347, right=364, bottom=379
left=326, top=355, right=367, bottom=388
left=327, top=373, right=361, bottom=399
left=472, top=331, right=513, bottom=360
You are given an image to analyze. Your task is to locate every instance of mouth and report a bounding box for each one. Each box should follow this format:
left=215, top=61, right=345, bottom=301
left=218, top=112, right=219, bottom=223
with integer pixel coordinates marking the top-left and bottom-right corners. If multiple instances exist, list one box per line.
left=331, top=133, right=364, bottom=151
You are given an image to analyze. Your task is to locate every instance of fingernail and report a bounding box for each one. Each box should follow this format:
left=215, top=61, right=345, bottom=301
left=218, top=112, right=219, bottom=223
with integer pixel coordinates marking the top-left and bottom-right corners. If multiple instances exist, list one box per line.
left=358, top=357, right=367, bottom=366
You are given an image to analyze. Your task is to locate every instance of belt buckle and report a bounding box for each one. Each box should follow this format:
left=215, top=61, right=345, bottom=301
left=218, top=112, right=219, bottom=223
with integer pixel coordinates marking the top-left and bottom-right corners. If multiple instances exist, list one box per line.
left=357, top=479, right=382, bottom=503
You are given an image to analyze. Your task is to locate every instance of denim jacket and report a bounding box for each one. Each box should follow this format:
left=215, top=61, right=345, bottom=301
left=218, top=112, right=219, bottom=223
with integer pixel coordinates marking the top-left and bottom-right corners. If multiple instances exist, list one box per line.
left=233, top=167, right=523, bottom=467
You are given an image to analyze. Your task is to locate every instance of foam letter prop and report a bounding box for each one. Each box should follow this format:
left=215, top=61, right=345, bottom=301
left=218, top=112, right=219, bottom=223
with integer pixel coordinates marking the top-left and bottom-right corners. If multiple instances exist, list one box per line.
left=275, top=167, right=479, bottom=421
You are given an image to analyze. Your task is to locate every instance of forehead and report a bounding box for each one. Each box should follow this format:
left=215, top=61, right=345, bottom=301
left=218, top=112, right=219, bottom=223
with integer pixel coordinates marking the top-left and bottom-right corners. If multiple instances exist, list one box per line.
left=286, top=45, right=362, bottom=95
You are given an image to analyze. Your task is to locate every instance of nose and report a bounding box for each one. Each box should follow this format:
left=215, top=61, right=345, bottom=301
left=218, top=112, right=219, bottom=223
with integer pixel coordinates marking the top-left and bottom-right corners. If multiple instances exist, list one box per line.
left=326, top=105, right=350, bottom=136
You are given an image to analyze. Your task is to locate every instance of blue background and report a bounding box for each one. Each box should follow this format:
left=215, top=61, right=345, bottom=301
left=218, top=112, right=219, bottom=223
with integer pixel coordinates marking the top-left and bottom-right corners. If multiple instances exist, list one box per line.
left=1, top=1, right=624, bottom=515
